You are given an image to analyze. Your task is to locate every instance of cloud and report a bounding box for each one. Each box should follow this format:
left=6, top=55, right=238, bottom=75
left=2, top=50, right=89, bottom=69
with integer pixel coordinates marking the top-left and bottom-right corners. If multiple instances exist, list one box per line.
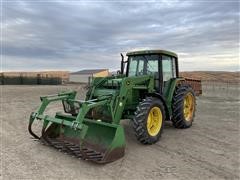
left=2, top=0, right=239, bottom=71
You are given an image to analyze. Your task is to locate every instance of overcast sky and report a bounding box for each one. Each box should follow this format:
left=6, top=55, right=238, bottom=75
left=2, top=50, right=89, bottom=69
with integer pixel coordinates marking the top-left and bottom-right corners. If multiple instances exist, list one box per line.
left=1, top=0, right=239, bottom=72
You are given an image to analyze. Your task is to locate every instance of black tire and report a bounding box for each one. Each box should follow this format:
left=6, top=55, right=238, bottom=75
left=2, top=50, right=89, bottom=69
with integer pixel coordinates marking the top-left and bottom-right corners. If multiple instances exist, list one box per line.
left=172, top=83, right=196, bottom=129
left=133, top=97, right=165, bottom=144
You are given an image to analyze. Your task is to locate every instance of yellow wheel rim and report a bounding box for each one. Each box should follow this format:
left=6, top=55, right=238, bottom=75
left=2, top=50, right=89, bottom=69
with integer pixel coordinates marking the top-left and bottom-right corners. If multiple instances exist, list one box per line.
left=147, top=107, right=162, bottom=136
left=184, top=93, right=195, bottom=121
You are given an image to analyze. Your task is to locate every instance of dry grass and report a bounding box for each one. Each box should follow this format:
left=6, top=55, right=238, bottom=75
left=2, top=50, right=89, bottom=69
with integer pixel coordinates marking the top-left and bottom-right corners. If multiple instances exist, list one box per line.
left=180, top=71, right=240, bottom=83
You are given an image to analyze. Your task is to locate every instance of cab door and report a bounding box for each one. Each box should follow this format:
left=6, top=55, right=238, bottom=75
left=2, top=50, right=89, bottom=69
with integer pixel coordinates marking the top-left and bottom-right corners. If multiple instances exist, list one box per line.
left=161, top=55, right=177, bottom=91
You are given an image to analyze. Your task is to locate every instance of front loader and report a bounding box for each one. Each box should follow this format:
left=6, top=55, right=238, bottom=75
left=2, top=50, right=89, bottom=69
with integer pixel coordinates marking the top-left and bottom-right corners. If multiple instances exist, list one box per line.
left=29, top=49, right=201, bottom=163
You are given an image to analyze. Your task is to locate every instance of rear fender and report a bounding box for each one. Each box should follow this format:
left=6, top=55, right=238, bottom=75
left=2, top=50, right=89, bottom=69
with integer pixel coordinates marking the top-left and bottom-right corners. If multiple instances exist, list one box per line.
left=162, top=78, right=185, bottom=118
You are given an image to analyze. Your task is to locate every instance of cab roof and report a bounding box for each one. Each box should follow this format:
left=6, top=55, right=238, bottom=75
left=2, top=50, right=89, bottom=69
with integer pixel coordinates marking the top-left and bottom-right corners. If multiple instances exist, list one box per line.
left=126, top=49, right=178, bottom=58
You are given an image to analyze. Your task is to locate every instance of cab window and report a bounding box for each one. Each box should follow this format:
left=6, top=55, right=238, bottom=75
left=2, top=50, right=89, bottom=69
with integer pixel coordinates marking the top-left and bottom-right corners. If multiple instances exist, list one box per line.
left=162, top=55, right=176, bottom=82
left=128, top=57, right=144, bottom=76
left=128, top=55, right=159, bottom=76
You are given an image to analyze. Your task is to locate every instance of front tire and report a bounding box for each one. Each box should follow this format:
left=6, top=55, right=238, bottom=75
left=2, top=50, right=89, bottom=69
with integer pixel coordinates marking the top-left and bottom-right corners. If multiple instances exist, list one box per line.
left=133, top=97, right=165, bottom=144
left=172, top=83, right=196, bottom=128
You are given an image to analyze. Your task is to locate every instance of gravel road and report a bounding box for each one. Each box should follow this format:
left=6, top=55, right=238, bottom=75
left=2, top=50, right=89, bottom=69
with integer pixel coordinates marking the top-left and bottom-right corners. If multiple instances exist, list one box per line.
left=1, top=85, right=239, bottom=180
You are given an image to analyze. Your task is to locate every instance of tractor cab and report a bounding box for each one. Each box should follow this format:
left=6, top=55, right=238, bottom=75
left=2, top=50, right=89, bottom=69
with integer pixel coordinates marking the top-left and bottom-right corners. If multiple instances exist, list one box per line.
left=123, top=50, right=179, bottom=93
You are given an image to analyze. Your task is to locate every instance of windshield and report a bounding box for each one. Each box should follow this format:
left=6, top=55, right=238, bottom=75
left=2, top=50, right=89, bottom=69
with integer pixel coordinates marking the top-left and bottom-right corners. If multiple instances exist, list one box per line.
left=127, top=55, right=159, bottom=77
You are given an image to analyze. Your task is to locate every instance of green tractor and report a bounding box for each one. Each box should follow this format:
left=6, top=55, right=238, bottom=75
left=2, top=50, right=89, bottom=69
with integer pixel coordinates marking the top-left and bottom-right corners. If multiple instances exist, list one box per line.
left=29, top=50, right=201, bottom=163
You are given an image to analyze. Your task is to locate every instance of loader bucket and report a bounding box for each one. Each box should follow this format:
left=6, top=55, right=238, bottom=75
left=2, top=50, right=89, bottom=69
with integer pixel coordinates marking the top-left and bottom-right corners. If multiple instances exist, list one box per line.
left=40, top=113, right=125, bottom=164
left=28, top=91, right=125, bottom=163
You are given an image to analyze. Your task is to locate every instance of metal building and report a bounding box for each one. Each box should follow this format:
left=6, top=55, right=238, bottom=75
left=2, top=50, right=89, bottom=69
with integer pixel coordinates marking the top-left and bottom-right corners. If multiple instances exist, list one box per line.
left=69, top=69, right=109, bottom=83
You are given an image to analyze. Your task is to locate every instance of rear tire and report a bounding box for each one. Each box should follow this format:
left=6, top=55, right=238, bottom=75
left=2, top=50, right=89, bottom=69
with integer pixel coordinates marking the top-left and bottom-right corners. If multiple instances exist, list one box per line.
left=172, top=83, right=196, bottom=129
left=133, top=97, right=165, bottom=144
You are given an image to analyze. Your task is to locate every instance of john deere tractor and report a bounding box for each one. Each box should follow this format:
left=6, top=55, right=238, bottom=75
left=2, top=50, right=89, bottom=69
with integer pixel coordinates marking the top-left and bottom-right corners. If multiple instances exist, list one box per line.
left=29, top=50, right=200, bottom=163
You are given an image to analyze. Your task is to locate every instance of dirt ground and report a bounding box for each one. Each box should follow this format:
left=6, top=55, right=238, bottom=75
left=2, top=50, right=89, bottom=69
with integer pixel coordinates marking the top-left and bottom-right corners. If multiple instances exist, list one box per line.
left=0, top=84, right=239, bottom=180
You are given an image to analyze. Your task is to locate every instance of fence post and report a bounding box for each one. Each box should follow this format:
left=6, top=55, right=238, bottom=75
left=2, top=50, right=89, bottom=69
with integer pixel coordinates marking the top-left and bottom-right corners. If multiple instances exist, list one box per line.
left=0, top=73, right=3, bottom=85
left=37, top=74, right=41, bottom=85
left=20, top=73, right=23, bottom=85
left=226, top=80, right=229, bottom=96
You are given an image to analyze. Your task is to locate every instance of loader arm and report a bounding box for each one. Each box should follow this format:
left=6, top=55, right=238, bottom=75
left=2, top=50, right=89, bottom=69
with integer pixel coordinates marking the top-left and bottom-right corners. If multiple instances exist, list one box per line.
left=83, top=75, right=155, bottom=124
left=112, top=75, right=155, bottom=123
left=28, top=91, right=77, bottom=139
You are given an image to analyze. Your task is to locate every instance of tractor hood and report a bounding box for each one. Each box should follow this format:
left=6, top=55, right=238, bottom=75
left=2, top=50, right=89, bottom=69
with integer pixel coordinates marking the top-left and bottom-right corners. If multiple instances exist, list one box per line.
left=86, top=75, right=125, bottom=100
left=93, top=75, right=124, bottom=87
